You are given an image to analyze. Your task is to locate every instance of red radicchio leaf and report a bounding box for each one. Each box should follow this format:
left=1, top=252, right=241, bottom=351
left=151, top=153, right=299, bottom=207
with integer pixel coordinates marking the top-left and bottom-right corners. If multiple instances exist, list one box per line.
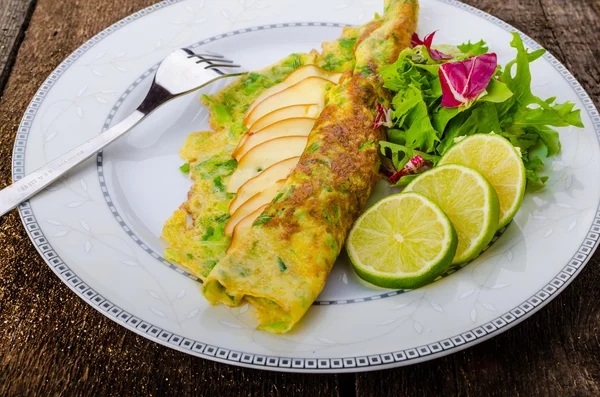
left=439, top=53, right=498, bottom=108
left=374, top=103, right=393, bottom=129
left=388, top=155, right=431, bottom=184
left=411, top=32, right=453, bottom=61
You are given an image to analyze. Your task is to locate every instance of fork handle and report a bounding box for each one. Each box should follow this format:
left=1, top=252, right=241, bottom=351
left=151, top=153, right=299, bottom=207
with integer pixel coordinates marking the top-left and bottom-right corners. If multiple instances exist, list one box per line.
left=0, top=110, right=145, bottom=217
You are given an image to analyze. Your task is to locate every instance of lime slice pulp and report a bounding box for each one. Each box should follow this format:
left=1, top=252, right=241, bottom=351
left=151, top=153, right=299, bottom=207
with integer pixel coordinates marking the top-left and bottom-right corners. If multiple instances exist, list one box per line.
left=405, top=164, right=500, bottom=264
left=346, top=192, right=458, bottom=289
left=439, top=134, right=526, bottom=228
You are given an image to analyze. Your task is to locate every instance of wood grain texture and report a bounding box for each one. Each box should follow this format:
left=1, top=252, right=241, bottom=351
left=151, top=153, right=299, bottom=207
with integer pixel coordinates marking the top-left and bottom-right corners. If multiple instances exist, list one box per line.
left=0, top=0, right=341, bottom=395
left=0, top=0, right=37, bottom=96
left=0, top=0, right=598, bottom=396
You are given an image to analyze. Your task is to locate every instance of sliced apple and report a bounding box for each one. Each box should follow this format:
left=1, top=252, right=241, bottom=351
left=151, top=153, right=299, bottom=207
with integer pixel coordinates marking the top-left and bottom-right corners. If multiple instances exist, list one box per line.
left=233, top=118, right=315, bottom=160
left=244, top=76, right=333, bottom=128
left=224, top=180, right=285, bottom=236
left=235, top=133, right=250, bottom=154
left=227, top=136, right=308, bottom=193
left=245, top=65, right=342, bottom=121
left=226, top=204, right=268, bottom=254
left=249, top=104, right=321, bottom=132
left=229, top=156, right=299, bottom=213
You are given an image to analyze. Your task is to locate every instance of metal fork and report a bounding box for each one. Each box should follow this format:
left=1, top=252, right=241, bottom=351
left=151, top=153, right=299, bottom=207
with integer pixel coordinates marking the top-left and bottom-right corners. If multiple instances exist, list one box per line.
left=0, top=48, right=246, bottom=217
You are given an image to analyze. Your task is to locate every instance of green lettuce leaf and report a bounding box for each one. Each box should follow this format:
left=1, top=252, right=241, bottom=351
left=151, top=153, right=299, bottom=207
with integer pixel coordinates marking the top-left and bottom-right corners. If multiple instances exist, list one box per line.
left=512, top=97, right=584, bottom=128
left=391, top=86, right=439, bottom=152
left=438, top=102, right=501, bottom=154
left=432, top=106, right=462, bottom=135
left=457, top=40, right=489, bottom=57
left=523, top=155, right=548, bottom=190
left=479, top=79, right=513, bottom=103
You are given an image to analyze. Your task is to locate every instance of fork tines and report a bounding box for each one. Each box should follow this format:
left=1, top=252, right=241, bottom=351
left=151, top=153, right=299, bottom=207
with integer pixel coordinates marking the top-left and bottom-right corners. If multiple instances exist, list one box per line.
left=194, top=57, right=232, bottom=63
left=186, top=52, right=241, bottom=69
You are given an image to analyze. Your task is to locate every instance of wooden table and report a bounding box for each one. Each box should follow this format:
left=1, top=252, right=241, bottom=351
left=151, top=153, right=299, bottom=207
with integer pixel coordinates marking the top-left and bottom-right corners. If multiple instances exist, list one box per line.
left=0, top=0, right=598, bottom=395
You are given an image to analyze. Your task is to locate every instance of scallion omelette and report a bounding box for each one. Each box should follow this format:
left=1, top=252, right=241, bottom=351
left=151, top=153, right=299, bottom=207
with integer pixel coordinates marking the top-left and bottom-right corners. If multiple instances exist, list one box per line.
left=163, top=0, right=419, bottom=333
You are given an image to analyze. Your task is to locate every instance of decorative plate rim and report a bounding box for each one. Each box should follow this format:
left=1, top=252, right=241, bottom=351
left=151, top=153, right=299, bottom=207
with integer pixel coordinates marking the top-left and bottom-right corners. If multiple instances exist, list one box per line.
left=12, top=0, right=600, bottom=373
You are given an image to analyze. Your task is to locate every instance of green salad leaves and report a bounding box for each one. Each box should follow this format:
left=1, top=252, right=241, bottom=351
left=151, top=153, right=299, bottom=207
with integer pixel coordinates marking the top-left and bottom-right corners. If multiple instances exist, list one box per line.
left=378, top=32, right=583, bottom=189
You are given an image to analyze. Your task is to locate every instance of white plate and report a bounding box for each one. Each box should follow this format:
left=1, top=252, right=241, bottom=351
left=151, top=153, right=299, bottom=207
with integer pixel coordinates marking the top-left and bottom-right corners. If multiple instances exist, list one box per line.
left=14, top=0, right=600, bottom=372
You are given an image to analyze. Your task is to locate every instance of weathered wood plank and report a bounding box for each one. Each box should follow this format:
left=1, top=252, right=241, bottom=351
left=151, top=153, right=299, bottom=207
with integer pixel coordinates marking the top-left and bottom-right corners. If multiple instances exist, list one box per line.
left=356, top=0, right=600, bottom=395
left=0, top=0, right=37, bottom=96
left=540, top=0, right=600, bottom=110
left=0, top=0, right=342, bottom=395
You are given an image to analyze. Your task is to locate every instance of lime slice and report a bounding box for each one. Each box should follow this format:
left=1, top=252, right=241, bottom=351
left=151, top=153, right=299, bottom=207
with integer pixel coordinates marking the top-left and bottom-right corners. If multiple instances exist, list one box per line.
left=439, top=134, right=526, bottom=228
left=405, top=164, right=499, bottom=264
left=346, top=192, right=458, bottom=289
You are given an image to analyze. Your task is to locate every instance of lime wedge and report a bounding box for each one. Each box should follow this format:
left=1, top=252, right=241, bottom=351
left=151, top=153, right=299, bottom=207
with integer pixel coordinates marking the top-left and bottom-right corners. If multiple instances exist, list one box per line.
left=346, top=192, right=457, bottom=289
left=439, top=134, right=526, bottom=228
left=405, top=164, right=499, bottom=264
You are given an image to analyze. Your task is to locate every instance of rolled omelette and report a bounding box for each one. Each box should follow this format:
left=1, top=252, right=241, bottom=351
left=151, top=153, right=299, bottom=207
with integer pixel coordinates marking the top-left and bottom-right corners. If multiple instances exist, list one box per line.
left=203, top=0, right=419, bottom=333
left=163, top=36, right=359, bottom=278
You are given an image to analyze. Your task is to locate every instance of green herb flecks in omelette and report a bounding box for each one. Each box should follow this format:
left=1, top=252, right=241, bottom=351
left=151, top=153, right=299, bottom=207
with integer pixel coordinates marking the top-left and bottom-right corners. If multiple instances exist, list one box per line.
left=162, top=33, right=361, bottom=279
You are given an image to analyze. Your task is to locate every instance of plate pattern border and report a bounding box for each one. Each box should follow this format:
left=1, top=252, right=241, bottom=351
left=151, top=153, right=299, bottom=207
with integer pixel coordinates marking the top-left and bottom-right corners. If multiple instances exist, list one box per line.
left=11, top=0, right=600, bottom=372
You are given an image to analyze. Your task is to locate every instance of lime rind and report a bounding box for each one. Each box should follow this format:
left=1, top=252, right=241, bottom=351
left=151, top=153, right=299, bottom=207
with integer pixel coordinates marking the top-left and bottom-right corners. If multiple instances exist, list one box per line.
left=439, top=134, right=526, bottom=229
left=346, top=192, right=458, bottom=289
left=405, top=164, right=500, bottom=265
